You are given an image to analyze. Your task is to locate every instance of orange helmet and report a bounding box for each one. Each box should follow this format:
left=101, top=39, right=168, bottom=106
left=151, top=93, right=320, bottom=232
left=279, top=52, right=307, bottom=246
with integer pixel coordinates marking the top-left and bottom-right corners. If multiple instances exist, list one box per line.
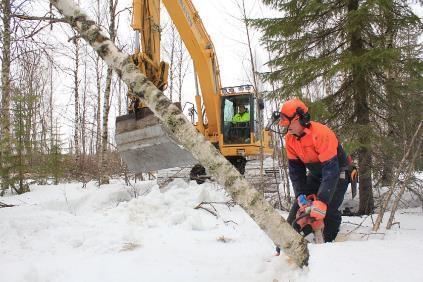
left=279, top=99, right=308, bottom=127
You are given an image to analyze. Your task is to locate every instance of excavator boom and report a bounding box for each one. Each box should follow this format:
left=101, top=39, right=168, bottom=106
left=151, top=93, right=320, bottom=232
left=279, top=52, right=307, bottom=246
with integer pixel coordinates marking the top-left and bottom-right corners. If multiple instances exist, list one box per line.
left=162, top=0, right=222, bottom=137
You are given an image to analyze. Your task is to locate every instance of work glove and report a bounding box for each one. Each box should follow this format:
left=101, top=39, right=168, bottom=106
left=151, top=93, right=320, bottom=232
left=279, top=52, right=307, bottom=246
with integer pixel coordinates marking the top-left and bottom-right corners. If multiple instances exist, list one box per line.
left=350, top=166, right=358, bottom=199
left=297, top=194, right=310, bottom=207
left=310, top=200, right=327, bottom=220
left=350, top=166, right=358, bottom=182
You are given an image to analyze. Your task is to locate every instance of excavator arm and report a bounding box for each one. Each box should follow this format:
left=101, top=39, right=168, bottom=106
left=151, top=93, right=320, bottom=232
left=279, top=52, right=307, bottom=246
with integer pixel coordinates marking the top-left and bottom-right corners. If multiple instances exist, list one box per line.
left=130, top=0, right=220, bottom=139
left=131, top=0, right=168, bottom=91
left=162, top=0, right=222, bottom=139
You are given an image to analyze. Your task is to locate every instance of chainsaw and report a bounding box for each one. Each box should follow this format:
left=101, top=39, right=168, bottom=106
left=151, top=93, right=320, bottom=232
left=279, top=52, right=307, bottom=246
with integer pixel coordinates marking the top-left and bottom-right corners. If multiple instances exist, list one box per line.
left=275, top=194, right=325, bottom=255
left=294, top=194, right=325, bottom=244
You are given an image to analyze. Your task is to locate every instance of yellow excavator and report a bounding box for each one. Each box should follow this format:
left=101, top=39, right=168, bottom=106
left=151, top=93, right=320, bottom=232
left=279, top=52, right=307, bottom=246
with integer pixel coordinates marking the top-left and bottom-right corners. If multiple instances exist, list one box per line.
left=115, top=0, right=273, bottom=181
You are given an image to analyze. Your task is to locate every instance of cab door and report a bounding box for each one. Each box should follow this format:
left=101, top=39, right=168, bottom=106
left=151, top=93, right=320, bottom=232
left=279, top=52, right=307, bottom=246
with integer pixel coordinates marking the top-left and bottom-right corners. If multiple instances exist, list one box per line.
left=221, top=93, right=253, bottom=144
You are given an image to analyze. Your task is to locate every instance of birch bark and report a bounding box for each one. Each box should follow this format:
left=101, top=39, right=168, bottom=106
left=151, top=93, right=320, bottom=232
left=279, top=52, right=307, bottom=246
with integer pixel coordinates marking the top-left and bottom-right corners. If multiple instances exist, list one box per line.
left=1, top=0, right=12, bottom=193
left=49, top=0, right=309, bottom=267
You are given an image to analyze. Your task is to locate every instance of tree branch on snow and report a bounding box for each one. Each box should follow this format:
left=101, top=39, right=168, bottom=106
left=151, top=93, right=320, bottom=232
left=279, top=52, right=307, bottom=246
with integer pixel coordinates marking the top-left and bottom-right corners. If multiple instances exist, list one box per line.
left=343, top=216, right=370, bottom=236
left=0, top=201, right=15, bottom=208
left=360, top=232, right=385, bottom=240
left=194, top=202, right=239, bottom=225
left=194, top=203, right=218, bottom=218
left=195, top=201, right=236, bottom=209
left=223, top=220, right=238, bottom=225
left=48, top=0, right=309, bottom=267
left=195, top=201, right=218, bottom=213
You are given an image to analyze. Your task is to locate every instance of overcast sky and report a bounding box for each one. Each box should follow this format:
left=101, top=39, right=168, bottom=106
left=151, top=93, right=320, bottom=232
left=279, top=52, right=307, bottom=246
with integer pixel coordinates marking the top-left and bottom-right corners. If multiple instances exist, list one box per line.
left=190, top=0, right=273, bottom=86
left=157, top=0, right=275, bottom=107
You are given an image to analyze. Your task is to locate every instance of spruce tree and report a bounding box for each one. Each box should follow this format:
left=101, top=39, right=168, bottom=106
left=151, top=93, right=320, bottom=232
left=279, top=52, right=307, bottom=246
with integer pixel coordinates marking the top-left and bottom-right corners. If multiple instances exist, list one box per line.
left=254, top=0, right=422, bottom=214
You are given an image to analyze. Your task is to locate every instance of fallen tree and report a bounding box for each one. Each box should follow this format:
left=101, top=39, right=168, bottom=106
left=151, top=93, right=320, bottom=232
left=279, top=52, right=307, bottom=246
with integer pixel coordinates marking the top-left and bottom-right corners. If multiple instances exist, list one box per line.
left=49, top=0, right=309, bottom=267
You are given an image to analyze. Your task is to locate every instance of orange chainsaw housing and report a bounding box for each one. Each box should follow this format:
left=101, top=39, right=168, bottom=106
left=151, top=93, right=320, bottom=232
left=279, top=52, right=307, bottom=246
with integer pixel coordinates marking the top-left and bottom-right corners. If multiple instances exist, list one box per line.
left=296, top=194, right=325, bottom=231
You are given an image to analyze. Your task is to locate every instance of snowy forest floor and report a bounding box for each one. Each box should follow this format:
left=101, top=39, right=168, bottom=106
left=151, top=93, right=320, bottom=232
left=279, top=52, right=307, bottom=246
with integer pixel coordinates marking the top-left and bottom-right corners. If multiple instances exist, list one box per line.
left=1, top=179, right=422, bottom=282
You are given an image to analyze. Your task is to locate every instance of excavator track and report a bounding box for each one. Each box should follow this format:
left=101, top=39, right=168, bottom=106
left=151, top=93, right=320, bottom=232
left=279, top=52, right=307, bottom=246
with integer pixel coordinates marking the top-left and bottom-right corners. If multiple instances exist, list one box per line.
left=157, top=158, right=289, bottom=209
left=244, top=159, right=287, bottom=209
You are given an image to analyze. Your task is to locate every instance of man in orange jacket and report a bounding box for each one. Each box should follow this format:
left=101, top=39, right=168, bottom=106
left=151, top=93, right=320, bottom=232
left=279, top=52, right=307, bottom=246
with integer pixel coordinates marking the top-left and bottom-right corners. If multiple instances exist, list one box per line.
left=278, top=98, right=350, bottom=242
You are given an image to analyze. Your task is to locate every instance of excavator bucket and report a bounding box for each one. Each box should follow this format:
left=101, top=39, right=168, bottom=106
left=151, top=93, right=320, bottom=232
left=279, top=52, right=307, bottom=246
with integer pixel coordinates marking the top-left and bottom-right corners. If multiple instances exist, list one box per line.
left=115, top=108, right=197, bottom=173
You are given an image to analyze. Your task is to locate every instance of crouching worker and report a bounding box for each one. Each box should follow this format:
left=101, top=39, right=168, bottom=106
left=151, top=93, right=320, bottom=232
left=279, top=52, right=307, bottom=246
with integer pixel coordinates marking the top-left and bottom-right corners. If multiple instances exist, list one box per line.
left=278, top=99, right=350, bottom=243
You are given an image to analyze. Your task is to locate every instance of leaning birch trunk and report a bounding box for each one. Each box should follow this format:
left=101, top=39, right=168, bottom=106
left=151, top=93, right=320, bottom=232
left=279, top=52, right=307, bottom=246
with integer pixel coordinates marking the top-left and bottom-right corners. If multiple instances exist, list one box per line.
left=49, top=0, right=309, bottom=267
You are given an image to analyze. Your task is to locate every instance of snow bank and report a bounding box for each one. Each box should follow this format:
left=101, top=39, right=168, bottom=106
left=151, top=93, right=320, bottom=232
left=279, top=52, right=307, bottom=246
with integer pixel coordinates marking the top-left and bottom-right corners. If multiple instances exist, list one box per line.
left=0, top=180, right=302, bottom=282
left=1, top=178, right=423, bottom=281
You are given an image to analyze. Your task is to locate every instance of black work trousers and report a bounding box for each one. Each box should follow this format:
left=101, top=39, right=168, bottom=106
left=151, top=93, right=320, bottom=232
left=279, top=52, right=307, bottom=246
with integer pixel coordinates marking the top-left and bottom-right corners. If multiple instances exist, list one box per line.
left=287, top=172, right=349, bottom=242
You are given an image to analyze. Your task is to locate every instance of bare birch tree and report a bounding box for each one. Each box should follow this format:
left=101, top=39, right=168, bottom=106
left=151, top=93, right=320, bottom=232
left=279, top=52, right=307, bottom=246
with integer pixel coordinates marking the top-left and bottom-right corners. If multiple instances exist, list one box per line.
left=163, top=23, right=177, bottom=101
left=72, top=34, right=81, bottom=172
left=99, top=0, right=119, bottom=185
left=163, top=22, right=190, bottom=103
left=175, top=37, right=190, bottom=103
left=95, top=0, right=103, bottom=155
left=232, top=0, right=266, bottom=192
left=81, top=52, right=88, bottom=159
left=0, top=0, right=12, bottom=194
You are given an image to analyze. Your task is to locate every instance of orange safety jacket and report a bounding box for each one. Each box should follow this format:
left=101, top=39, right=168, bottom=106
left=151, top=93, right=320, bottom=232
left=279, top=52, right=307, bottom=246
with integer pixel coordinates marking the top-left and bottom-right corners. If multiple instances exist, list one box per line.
left=285, top=121, right=348, bottom=204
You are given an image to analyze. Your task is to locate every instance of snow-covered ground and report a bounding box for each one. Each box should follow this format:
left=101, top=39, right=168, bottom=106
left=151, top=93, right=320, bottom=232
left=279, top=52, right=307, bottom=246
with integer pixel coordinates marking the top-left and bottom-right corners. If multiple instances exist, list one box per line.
left=1, top=179, right=422, bottom=282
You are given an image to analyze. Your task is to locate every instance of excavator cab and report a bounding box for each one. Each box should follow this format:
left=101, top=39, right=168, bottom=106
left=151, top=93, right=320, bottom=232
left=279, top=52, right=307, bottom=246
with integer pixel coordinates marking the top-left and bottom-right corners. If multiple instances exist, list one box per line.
left=221, top=85, right=261, bottom=145
left=222, top=98, right=251, bottom=144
